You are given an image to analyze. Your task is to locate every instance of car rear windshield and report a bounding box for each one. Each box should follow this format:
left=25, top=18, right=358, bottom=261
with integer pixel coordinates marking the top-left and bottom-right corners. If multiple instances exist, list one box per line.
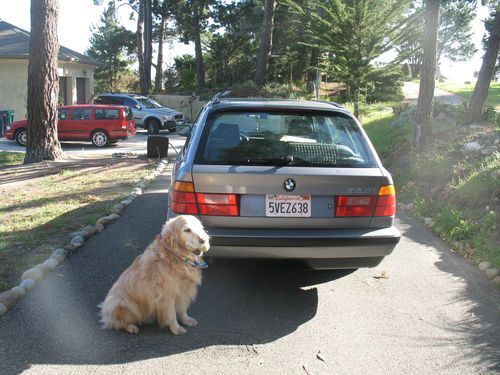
left=136, top=97, right=162, bottom=108
left=195, top=110, right=377, bottom=168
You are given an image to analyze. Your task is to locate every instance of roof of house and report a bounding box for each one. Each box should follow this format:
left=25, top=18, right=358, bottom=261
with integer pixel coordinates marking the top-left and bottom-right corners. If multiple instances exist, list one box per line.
left=0, top=20, right=100, bottom=66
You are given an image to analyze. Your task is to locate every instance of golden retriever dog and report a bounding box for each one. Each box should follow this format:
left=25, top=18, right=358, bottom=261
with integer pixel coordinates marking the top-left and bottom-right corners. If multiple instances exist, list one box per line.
left=99, top=215, right=210, bottom=335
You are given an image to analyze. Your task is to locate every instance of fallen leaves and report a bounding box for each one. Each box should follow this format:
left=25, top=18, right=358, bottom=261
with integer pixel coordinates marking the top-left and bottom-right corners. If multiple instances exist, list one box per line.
left=373, top=270, right=389, bottom=279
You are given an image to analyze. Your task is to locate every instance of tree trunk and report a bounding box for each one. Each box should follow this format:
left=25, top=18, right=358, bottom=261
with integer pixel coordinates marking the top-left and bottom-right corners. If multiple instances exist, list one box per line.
left=415, top=0, right=440, bottom=152
left=193, top=4, right=205, bottom=90
left=254, top=0, right=277, bottom=87
left=154, top=14, right=166, bottom=92
left=24, top=0, right=62, bottom=164
left=143, top=0, right=153, bottom=93
left=465, top=9, right=500, bottom=125
left=307, top=47, right=319, bottom=93
left=138, top=0, right=152, bottom=95
left=137, top=0, right=145, bottom=93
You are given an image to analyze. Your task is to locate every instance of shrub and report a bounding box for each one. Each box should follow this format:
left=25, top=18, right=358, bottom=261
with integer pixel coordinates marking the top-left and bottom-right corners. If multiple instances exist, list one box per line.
left=366, top=67, right=405, bottom=103
left=435, top=207, right=477, bottom=241
left=483, top=105, right=500, bottom=128
left=392, top=102, right=410, bottom=116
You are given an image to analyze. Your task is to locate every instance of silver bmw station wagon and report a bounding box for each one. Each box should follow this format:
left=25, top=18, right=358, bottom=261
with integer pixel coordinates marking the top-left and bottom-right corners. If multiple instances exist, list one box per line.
left=168, top=98, right=400, bottom=269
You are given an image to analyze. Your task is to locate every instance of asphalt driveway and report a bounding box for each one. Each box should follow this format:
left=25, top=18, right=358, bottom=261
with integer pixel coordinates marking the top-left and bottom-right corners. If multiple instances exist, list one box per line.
left=0, top=129, right=185, bottom=157
left=0, top=166, right=499, bottom=374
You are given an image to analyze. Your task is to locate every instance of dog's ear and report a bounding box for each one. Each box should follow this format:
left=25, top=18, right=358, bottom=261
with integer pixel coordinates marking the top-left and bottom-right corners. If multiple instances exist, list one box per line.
left=161, top=217, right=179, bottom=249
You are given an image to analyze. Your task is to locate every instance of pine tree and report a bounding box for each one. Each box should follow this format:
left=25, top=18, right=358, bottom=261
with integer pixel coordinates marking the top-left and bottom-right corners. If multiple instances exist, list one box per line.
left=24, top=0, right=63, bottom=164
left=415, top=0, right=439, bottom=151
left=286, top=0, right=413, bottom=117
left=86, top=2, right=136, bottom=92
left=254, top=0, right=277, bottom=87
left=465, top=8, right=500, bottom=124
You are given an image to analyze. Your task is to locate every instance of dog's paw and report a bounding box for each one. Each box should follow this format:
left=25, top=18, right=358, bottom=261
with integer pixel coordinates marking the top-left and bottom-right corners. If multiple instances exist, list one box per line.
left=170, top=326, right=187, bottom=335
left=182, top=317, right=198, bottom=327
left=126, top=324, right=140, bottom=334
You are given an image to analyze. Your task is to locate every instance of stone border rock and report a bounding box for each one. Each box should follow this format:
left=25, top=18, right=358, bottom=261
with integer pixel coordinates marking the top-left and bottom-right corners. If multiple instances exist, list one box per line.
left=0, top=158, right=169, bottom=317
left=397, top=202, right=500, bottom=289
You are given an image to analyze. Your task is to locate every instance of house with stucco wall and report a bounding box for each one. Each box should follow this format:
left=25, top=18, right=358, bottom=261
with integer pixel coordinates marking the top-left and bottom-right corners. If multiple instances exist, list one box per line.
left=0, top=20, right=100, bottom=121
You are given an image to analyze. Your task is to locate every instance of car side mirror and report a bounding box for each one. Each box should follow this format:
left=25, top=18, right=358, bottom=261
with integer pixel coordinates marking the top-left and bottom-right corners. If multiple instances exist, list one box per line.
left=134, top=104, right=142, bottom=110
left=176, top=123, right=192, bottom=137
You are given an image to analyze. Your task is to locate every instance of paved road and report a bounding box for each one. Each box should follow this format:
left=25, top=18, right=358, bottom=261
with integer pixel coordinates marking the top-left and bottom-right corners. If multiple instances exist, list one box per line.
left=0, top=129, right=186, bottom=158
left=1, top=166, right=499, bottom=374
left=403, top=82, right=465, bottom=106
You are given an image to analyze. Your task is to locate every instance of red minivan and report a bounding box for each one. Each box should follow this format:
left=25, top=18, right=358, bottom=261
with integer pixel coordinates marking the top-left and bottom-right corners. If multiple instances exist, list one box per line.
left=5, top=105, right=136, bottom=147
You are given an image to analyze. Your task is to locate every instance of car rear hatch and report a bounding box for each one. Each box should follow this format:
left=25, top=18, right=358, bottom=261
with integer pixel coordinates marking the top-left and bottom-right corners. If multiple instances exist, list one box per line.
left=171, top=107, right=396, bottom=230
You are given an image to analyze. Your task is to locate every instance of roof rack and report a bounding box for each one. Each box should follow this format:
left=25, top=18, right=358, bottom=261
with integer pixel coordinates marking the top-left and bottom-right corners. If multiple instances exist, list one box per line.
left=211, top=90, right=232, bottom=104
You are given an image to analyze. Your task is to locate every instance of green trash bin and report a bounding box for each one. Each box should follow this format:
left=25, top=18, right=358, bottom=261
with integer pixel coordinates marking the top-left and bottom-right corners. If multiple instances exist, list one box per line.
left=0, top=110, right=14, bottom=137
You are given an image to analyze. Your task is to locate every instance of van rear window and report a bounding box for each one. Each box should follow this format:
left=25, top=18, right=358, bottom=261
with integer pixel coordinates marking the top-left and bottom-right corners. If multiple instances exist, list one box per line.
left=95, top=109, right=120, bottom=120
left=195, top=110, right=377, bottom=168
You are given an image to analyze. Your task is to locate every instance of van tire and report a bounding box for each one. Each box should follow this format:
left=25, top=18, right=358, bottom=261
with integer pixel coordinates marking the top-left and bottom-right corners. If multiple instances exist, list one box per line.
left=91, top=130, right=110, bottom=147
left=15, top=129, right=27, bottom=146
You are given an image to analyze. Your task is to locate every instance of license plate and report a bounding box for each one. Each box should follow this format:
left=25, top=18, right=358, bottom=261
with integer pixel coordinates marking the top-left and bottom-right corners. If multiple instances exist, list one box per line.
left=265, top=195, right=311, bottom=217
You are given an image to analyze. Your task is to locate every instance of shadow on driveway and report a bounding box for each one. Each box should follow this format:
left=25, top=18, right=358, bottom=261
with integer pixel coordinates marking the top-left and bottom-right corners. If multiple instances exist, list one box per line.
left=396, top=212, right=500, bottom=371
left=0, top=190, right=351, bottom=374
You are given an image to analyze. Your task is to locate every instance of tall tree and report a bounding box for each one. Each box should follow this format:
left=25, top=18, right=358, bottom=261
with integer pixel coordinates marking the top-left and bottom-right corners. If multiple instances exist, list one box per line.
left=287, top=0, right=413, bottom=117
left=137, top=0, right=153, bottom=94
left=465, top=7, right=500, bottom=124
left=25, top=0, right=63, bottom=164
left=415, top=0, right=439, bottom=151
left=254, top=0, right=277, bottom=87
left=87, top=2, right=136, bottom=92
left=175, top=0, right=216, bottom=90
left=397, top=0, right=476, bottom=79
left=152, top=0, right=177, bottom=92
left=205, top=0, right=261, bottom=86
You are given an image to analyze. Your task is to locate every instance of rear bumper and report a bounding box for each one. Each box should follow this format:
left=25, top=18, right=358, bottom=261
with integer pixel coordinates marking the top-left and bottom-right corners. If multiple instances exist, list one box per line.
left=5, top=130, right=14, bottom=140
left=205, top=226, right=400, bottom=260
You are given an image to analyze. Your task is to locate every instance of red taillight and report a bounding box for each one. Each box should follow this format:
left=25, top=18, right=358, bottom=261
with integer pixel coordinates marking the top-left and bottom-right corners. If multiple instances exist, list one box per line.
left=374, top=185, right=396, bottom=217
left=197, top=193, right=239, bottom=216
left=171, top=181, right=199, bottom=214
left=335, top=185, right=396, bottom=218
left=336, top=196, right=375, bottom=217
left=171, top=182, right=239, bottom=216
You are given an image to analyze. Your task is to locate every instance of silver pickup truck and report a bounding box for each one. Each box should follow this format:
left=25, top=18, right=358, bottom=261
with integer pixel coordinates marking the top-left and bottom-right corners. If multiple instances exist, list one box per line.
left=89, top=93, right=185, bottom=134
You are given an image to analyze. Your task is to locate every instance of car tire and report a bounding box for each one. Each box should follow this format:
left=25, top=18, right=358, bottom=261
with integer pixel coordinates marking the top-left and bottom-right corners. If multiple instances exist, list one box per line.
left=146, top=119, right=160, bottom=134
left=15, top=129, right=27, bottom=146
left=91, top=130, right=110, bottom=147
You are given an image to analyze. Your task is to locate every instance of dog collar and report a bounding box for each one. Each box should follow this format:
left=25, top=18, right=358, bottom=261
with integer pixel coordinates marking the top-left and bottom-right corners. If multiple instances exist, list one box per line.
left=183, top=257, right=208, bottom=269
left=156, top=234, right=208, bottom=268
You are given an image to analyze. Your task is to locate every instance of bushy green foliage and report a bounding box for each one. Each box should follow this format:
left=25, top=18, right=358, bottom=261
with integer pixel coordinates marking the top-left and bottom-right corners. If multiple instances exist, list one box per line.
left=435, top=207, right=478, bottom=241
left=284, top=0, right=413, bottom=116
left=392, top=102, right=411, bottom=116
left=483, top=106, right=500, bottom=129
left=366, top=67, right=405, bottom=103
left=173, top=55, right=197, bottom=91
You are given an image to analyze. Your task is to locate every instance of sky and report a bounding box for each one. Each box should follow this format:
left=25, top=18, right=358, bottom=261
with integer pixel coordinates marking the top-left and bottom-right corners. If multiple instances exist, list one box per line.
left=0, top=0, right=491, bottom=82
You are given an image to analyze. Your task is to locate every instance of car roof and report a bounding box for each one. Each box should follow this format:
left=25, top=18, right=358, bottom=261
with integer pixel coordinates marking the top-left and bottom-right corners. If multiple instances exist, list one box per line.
left=61, top=104, right=127, bottom=109
left=208, top=98, right=350, bottom=114
left=96, top=93, right=148, bottom=100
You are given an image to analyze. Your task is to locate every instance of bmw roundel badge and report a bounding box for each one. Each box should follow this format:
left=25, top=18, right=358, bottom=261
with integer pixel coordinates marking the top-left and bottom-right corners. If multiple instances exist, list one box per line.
left=283, top=178, right=296, bottom=192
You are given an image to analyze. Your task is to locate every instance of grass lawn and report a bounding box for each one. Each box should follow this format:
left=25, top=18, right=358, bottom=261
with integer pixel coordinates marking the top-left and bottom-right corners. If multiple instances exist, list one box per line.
left=0, top=157, right=156, bottom=291
left=357, top=102, right=412, bottom=160
left=436, top=80, right=500, bottom=110
left=0, top=152, right=25, bottom=167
